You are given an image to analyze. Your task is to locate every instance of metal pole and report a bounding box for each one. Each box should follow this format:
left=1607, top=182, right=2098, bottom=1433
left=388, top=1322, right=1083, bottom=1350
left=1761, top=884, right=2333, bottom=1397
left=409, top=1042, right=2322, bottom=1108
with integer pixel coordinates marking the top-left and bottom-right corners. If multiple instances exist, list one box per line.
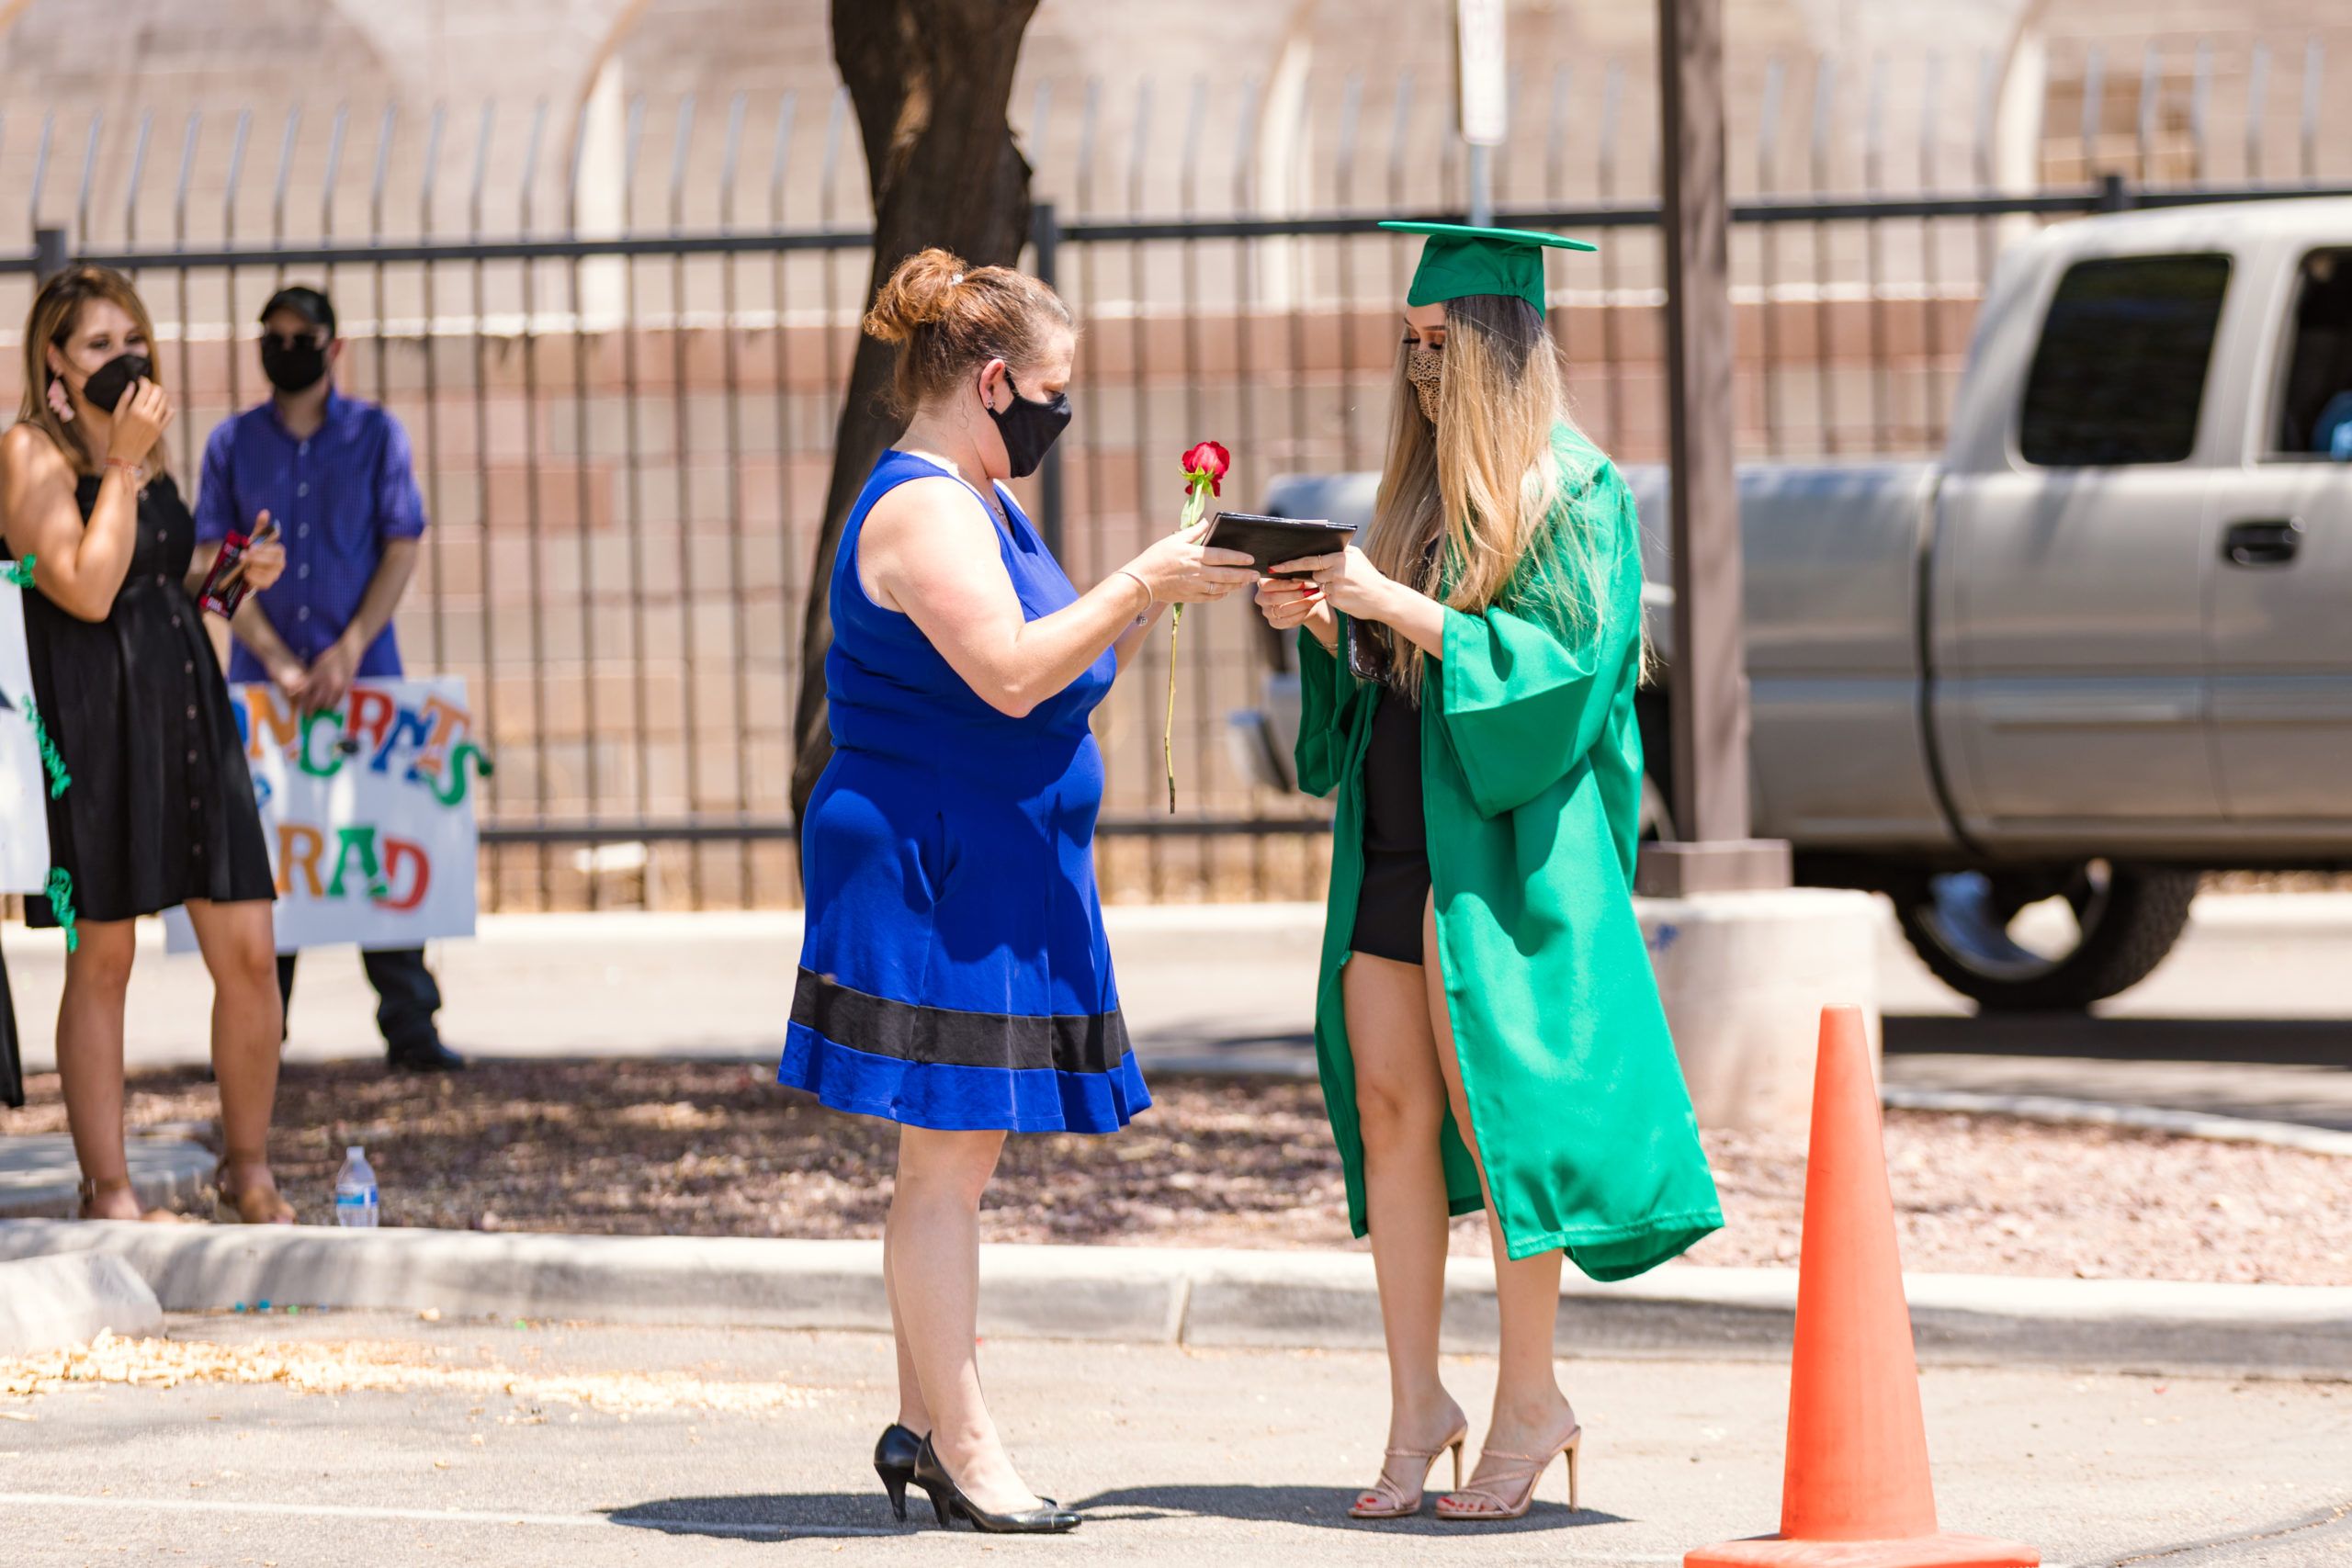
left=1638, top=0, right=1792, bottom=897
left=32, top=224, right=68, bottom=281
left=1467, top=143, right=1494, bottom=225
left=1029, top=199, right=1065, bottom=558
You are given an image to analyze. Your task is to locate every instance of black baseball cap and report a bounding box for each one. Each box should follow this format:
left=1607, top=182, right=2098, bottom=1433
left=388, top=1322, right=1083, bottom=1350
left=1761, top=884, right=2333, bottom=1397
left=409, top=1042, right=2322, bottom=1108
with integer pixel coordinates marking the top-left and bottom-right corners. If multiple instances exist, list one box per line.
left=260, top=285, right=336, bottom=338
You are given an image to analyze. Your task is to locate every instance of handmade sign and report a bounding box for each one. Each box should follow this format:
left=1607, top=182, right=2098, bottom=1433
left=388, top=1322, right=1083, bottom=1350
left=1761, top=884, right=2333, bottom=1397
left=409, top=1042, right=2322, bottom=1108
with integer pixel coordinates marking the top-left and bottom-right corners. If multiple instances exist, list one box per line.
left=0, top=572, right=54, bottom=897
left=165, top=676, right=488, bottom=954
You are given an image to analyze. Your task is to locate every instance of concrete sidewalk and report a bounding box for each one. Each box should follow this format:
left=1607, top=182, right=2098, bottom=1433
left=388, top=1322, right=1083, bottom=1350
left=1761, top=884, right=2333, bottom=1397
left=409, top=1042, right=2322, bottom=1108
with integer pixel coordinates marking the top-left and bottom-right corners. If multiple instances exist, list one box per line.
left=3, top=1311, right=2346, bottom=1567
left=6, top=1221, right=2349, bottom=1377
left=3, top=895, right=2345, bottom=1094
left=0, top=904, right=1329, bottom=1077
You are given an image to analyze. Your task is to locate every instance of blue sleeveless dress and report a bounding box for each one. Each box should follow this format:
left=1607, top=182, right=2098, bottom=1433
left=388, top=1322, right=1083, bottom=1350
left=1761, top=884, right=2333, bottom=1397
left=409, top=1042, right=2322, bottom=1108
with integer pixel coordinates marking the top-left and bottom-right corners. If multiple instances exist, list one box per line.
left=779, top=450, right=1148, bottom=1134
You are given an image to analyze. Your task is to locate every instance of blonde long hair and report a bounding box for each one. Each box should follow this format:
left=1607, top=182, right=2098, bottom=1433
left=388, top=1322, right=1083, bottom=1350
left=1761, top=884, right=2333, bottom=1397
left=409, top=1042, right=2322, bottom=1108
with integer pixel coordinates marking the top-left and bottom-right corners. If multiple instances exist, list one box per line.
left=1360, top=292, right=1605, bottom=699
left=16, top=264, right=171, bottom=477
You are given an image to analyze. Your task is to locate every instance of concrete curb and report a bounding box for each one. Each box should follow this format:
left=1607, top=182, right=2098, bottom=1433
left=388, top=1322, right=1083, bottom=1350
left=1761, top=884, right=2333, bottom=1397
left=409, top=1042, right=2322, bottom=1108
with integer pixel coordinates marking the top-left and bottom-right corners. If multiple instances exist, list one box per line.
left=0, top=1133, right=220, bottom=1221
left=1883, top=1088, right=2352, bottom=1158
left=0, top=1253, right=164, bottom=1354
left=2, top=1222, right=2345, bottom=1377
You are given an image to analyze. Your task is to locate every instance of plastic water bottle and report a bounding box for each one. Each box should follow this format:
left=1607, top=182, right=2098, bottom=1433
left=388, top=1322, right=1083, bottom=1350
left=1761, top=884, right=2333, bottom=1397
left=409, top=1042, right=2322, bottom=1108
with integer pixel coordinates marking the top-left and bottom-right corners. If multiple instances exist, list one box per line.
left=334, top=1146, right=380, bottom=1228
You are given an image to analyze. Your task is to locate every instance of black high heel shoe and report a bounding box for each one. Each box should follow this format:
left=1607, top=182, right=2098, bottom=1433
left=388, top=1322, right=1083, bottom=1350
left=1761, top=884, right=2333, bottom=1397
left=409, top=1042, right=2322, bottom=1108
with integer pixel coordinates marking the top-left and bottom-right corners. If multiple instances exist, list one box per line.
left=911, top=1436, right=1080, bottom=1534
left=874, top=1424, right=924, bottom=1522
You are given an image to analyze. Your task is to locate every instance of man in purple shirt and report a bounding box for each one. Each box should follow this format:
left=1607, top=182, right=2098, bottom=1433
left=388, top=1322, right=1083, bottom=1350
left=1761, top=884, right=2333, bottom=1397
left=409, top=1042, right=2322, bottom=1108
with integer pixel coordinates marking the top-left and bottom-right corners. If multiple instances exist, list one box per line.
left=196, top=286, right=464, bottom=1073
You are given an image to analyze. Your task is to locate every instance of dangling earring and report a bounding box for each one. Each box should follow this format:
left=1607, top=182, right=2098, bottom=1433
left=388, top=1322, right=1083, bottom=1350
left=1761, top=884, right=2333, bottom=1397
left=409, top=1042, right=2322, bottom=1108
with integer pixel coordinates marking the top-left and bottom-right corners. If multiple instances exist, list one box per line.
left=46, top=374, right=74, bottom=423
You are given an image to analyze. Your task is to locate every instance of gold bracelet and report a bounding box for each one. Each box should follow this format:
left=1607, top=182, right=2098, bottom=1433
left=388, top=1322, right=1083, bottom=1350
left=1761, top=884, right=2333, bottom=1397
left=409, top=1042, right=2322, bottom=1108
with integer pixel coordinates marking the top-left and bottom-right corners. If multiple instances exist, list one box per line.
left=103, top=457, right=145, bottom=482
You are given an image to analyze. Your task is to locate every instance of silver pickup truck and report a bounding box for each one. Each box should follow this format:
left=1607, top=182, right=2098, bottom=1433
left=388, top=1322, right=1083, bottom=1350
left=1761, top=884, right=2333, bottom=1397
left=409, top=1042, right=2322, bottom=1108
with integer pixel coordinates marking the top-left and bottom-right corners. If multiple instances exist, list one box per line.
left=1241, top=197, right=2352, bottom=1011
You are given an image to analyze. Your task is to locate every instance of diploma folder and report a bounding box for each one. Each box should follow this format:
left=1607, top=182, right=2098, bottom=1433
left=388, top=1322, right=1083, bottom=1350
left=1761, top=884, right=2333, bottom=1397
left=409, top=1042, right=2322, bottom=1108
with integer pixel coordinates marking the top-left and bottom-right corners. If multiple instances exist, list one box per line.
left=1202, top=511, right=1358, bottom=575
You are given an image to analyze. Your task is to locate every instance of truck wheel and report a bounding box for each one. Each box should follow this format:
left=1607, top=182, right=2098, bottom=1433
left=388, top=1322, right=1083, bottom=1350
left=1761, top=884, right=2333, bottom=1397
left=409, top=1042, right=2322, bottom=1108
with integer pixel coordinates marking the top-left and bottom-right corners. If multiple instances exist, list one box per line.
left=1891, top=860, right=2197, bottom=1012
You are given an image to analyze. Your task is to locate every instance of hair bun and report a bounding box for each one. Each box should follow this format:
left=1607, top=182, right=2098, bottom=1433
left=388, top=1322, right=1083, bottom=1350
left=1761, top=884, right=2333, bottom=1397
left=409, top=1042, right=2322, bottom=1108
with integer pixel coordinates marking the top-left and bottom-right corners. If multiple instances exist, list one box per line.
left=865, top=248, right=972, bottom=344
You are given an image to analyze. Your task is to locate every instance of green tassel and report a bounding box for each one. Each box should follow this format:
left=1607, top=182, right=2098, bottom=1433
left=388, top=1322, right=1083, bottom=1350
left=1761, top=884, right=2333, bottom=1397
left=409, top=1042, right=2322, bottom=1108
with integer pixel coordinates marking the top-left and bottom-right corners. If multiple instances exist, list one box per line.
left=45, top=866, right=77, bottom=953
left=21, top=693, right=70, bottom=797
left=3, top=555, right=33, bottom=588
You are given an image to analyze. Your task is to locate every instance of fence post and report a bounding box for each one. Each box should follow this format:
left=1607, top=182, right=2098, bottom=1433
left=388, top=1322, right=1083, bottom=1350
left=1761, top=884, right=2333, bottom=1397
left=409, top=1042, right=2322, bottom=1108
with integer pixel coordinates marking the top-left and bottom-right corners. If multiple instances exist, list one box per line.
left=1638, top=0, right=1792, bottom=897
left=1029, top=199, right=1065, bottom=558
left=32, top=226, right=69, bottom=282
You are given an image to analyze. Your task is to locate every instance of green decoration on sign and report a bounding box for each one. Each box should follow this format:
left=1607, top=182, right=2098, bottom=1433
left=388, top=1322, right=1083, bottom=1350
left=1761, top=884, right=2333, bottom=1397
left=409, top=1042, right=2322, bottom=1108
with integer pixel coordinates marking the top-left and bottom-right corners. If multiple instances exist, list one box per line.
left=428, top=742, right=492, bottom=807
left=324, top=826, right=384, bottom=900
left=4, top=554, right=36, bottom=588
left=299, top=708, right=347, bottom=778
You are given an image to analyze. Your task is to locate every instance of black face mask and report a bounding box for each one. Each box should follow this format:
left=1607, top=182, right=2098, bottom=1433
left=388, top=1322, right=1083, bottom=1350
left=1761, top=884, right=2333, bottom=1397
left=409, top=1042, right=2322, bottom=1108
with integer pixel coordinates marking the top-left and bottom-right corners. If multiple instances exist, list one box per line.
left=985, top=370, right=1072, bottom=479
left=260, top=335, right=330, bottom=393
left=78, top=352, right=153, bottom=415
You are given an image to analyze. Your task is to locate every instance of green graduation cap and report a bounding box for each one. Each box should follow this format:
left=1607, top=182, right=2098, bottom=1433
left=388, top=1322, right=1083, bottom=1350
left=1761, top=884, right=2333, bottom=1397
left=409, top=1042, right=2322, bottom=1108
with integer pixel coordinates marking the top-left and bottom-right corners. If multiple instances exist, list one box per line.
left=1377, top=220, right=1598, bottom=317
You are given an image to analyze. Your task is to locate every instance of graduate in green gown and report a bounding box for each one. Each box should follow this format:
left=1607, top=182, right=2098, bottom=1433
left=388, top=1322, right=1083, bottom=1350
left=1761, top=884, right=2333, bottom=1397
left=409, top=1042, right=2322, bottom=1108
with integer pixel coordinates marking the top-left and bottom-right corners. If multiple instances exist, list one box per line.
left=1256, top=222, right=1723, bottom=1527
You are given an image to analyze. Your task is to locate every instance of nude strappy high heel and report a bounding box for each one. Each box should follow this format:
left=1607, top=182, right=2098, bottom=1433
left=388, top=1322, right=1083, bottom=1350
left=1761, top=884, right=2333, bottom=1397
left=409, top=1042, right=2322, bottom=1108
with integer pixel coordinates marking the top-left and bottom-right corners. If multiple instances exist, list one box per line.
left=214, top=1153, right=296, bottom=1225
left=1348, top=1422, right=1469, bottom=1520
left=1436, top=1421, right=1582, bottom=1522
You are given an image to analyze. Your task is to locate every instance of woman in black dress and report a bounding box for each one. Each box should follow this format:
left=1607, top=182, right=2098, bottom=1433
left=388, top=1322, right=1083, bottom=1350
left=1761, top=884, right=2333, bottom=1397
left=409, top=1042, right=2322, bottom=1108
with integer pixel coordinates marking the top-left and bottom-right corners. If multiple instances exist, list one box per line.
left=1, top=265, right=293, bottom=1223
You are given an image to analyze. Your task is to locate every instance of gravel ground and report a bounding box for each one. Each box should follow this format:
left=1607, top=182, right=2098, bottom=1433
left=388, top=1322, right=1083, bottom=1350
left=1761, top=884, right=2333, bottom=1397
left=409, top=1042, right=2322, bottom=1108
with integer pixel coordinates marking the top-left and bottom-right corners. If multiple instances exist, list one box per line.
left=6, top=1060, right=2346, bottom=1285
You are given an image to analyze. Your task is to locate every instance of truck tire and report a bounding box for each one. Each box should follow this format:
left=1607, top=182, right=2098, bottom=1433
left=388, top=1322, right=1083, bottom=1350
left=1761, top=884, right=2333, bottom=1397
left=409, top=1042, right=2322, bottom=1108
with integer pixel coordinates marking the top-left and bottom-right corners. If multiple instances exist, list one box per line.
left=1891, top=860, right=2197, bottom=1012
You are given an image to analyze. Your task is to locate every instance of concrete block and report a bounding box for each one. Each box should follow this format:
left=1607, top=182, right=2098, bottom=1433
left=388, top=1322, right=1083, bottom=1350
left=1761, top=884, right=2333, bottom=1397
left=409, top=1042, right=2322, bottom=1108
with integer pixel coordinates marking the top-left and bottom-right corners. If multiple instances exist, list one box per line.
left=0, top=1251, right=164, bottom=1354
left=976, top=1243, right=1191, bottom=1343
left=0, top=1135, right=219, bottom=1221
left=1639, top=887, right=1882, bottom=1135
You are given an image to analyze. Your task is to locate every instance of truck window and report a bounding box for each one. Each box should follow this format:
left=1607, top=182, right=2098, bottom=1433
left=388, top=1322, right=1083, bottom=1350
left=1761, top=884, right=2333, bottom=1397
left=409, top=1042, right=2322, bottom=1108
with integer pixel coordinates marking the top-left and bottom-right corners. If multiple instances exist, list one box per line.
left=2018, top=254, right=2232, bottom=467
left=2272, top=248, right=2352, bottom=460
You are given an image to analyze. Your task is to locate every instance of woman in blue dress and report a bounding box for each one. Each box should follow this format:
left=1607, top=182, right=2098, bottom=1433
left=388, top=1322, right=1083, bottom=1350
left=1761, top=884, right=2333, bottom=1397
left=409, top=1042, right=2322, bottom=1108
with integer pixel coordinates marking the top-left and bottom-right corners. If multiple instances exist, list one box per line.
left=781, top=248, right=1255, bottom=1534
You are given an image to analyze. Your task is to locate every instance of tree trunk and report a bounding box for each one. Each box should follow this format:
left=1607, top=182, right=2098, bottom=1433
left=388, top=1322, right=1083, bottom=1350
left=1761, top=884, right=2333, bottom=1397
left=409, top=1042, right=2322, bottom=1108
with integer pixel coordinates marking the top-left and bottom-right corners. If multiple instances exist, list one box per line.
left=791, top=0, right=1041, bottom=846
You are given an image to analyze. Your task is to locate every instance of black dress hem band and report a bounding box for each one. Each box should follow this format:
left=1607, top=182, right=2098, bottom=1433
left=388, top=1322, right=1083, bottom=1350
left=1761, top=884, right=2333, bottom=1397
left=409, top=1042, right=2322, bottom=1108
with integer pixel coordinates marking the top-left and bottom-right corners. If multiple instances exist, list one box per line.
left=789, top=966, right=1130, bottom=1076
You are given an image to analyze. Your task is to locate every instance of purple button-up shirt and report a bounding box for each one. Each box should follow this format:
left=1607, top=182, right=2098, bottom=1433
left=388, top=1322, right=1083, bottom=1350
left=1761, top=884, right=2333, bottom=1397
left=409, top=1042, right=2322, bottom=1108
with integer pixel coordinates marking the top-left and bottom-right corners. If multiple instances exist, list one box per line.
left=195, top=389, right=427, bottom=684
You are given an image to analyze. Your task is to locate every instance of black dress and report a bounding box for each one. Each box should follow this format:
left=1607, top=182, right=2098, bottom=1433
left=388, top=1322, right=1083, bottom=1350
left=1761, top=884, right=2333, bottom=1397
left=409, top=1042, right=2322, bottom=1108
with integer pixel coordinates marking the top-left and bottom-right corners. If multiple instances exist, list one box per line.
left=6, top=472, right=274, bottom=926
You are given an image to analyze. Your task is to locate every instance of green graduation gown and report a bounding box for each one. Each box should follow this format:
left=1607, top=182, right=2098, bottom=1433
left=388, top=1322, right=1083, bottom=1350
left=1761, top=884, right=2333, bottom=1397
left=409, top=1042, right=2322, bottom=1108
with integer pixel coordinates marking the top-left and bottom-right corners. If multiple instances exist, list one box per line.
left=1295, top=424, right=1724, bottom=1277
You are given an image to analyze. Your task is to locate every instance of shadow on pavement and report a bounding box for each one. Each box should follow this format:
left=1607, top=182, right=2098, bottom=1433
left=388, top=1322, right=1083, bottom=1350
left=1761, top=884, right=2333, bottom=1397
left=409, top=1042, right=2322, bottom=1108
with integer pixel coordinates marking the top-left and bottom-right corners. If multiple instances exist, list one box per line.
left=1071, top=1483, right=1625, bottom=1532
left=606, top=1494, right=909, bottom=1540
left=1886, top=1014, right=2352, bottom=1067
left=609, top=1486, right=1623, bottom=1537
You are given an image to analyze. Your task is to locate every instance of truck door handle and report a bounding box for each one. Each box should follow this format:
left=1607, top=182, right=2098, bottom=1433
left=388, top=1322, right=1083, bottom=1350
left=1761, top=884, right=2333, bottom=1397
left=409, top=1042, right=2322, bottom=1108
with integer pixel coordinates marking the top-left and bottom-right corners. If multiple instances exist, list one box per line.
left=2222, top=517, right=2304, bottom=567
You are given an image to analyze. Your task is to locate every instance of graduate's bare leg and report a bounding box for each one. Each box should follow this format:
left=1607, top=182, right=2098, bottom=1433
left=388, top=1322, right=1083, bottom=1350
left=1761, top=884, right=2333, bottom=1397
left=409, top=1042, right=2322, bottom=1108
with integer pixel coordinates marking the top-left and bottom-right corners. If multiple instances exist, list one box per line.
left=1420, top=894, right=1579, bottom=1517
left=1341, top=948, right=1466, bottom=1512
left=889, top=1124, right=1045, bottom=1515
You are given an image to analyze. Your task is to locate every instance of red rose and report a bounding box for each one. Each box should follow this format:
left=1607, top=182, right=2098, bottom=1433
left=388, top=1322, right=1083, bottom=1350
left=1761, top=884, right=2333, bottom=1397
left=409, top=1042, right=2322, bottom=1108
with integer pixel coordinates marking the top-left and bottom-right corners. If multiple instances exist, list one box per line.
left=1181, top=440, right=1230, bottom=496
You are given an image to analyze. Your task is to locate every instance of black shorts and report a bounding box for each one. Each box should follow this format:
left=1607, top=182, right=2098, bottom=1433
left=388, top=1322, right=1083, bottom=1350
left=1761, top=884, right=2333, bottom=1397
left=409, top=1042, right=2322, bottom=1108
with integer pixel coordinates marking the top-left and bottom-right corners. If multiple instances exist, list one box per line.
left=1349, top=689, right=1430, bottom=965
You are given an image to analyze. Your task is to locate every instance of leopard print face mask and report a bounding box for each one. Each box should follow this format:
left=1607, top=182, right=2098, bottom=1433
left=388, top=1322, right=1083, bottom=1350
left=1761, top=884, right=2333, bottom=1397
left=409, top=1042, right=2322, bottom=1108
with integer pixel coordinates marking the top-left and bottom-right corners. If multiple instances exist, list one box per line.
left=1405, top=341, right=1443, bottom=423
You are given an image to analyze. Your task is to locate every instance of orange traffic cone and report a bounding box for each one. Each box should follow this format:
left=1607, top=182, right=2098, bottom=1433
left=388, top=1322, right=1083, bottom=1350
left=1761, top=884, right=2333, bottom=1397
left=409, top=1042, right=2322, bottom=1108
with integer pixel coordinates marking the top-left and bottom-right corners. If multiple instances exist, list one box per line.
left=1686, top=1006, right=2039, bottom=1568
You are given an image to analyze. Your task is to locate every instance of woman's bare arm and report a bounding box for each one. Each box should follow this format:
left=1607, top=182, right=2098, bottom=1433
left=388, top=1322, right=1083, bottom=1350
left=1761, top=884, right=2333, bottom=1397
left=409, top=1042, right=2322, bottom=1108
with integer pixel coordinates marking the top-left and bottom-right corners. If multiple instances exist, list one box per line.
left=0, top=426, right=139, bottom=623
left=864, top=477, right=1160, bottom=718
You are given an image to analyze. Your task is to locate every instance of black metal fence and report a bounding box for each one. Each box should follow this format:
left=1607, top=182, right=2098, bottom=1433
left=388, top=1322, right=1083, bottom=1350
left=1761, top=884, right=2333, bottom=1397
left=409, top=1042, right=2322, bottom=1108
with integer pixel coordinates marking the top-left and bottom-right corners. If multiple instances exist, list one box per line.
left=1, top=41, right=2346, bottom=907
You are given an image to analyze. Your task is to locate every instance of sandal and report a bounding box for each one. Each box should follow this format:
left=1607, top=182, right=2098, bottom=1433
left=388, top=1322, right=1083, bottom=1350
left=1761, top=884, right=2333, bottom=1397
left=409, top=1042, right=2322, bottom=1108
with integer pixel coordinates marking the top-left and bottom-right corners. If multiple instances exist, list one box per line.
left=213, top=1152, right=297, bottom=1225
left=1436, top=1420, right=1583, bottom=1522
left=1348, top=1421, right=1468, bottom=1520
left=75, top=1176, right=187, bottom=1224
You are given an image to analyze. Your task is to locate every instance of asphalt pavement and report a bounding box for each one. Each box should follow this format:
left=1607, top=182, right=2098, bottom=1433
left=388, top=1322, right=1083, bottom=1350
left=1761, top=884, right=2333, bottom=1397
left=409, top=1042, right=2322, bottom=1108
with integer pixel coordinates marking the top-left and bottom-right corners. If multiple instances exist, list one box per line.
left=7, top=1311, right=2350, bottom=1567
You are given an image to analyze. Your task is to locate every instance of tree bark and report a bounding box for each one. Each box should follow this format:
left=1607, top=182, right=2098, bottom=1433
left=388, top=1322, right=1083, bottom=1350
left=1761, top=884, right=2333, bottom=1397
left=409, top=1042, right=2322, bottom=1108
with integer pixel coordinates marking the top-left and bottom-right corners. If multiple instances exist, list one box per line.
left=791, top=0, right=1041, bottom=845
